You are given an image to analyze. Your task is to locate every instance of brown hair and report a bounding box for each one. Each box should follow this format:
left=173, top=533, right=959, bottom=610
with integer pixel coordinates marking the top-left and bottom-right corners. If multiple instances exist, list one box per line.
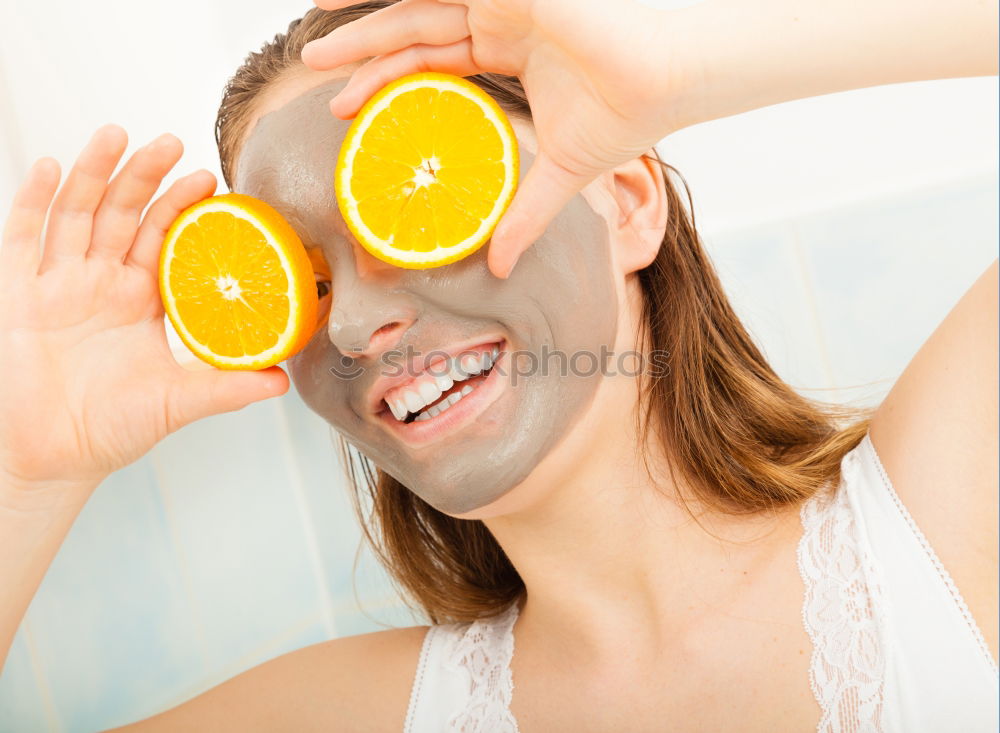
left=216, top=2, right=872, bottom=625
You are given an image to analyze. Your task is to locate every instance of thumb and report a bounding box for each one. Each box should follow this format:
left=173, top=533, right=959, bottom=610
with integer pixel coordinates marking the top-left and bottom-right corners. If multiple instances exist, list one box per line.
left=171, top=365, right=290, bottom=428
left=488, top=151, right=592, bottom=279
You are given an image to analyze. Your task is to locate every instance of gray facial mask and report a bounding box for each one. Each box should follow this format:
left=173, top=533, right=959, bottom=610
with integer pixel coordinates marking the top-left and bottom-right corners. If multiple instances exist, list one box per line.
left=235, top=79, right=618, bottom=515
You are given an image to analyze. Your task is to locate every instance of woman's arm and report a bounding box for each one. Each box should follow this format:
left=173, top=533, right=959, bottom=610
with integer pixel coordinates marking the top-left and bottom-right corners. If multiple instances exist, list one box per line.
left=683, top=0, right=999, bottom=130
left=0, top=479, right=96, bottom=671
left=305, top=0, right=998, bottom=276
left=106, top=626, right=427, bottom=731
left=0, top=128, right=286, bottom=671
left=869, top=260, right=999, bottom=659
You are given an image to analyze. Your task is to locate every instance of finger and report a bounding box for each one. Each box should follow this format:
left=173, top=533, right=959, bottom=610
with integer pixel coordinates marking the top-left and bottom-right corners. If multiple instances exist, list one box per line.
left=488, top=152, right=591, bottom=279
left=329, top=40, right=482, bottom=119
left=0, top=158, right=61, bottom=279
left=39, top=125, right=128, bottom=273
left=126, top=169, right=217, bottom=273
left=170, top=366, right=290, bottom=429
left=301, top=0, right=468, bottom=71
left=89, top=133, right=183, bottom=261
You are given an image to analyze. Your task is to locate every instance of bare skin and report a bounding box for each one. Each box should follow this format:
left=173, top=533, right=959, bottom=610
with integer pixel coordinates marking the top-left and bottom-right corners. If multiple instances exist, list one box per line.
left=0, top=0, right=995, bottom=729
left=108, top=254, right=997, bottom=732
left=121, top=73, right=999, bottom=730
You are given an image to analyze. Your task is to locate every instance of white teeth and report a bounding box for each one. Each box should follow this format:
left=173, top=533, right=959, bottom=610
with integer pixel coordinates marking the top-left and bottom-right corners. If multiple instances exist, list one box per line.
left=418, top=381, right=443, bottom=405
left=386, top=382, right=444, bottom=422
left=412, top=380, right=476, bottom=422
left=385, top=344, right=500, bottom=423
left=453, top=349, right=493, bottom=380
left=458, top=353, right=481, bottom=376
left=447, top=361, right=468, bottom=383
left=388, top=399, right=407, bottom=421
left=403, top=390, right=424, bottom=414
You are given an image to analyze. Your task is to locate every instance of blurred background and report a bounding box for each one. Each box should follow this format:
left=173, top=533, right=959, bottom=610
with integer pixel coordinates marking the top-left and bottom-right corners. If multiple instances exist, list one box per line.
left=0, top=0, right=996, bottom=730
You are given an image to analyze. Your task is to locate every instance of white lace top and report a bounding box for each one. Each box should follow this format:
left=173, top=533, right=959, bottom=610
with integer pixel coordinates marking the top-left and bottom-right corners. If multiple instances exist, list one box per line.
left=403, top=433, right=999, bottom=732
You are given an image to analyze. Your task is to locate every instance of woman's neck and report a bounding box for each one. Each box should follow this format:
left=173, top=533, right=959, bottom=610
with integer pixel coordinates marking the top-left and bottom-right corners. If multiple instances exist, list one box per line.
left=482, top=373, right=803, bottom=661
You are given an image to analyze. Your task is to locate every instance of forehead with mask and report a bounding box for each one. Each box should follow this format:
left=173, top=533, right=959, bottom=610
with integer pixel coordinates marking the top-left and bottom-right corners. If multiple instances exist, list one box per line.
left=234, top=77, right=619, bottom=516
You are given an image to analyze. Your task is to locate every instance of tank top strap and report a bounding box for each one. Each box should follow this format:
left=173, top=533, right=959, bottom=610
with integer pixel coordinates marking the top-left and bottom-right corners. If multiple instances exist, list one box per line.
left=404, top=601, right=521, bottom=732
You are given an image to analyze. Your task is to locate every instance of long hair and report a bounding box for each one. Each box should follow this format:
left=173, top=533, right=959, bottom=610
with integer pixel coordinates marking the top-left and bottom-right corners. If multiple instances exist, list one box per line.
left=216, top=2, right=872, bottom=625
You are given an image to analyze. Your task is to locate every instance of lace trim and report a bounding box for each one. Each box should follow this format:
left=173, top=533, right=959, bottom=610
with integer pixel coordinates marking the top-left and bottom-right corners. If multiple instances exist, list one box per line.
left=860, top=435, right=999, bottom=676
left=797, top=445, right=887, bottom=733
left=446, top=600, right=521, bottom=732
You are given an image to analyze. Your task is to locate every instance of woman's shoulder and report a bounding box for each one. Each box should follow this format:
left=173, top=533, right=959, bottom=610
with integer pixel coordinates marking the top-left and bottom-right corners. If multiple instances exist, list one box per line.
left=315, top=624, right=433, bottom=722
left=109, top=624, right=430, bottom=732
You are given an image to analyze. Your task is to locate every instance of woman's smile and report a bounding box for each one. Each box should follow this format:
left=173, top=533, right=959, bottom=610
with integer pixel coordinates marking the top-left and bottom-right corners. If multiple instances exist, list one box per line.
left=375, top=340, right=508, bottom=446
left=235, top=78, right=619, bottom=515
left=368, top=338, right=503, bottom=418
left=373, top=337, right=501, bottom=416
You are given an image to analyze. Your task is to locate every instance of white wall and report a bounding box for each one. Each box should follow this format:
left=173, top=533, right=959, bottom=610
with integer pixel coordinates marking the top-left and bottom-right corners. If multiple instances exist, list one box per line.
left=0, top=1, right=996, bottom=730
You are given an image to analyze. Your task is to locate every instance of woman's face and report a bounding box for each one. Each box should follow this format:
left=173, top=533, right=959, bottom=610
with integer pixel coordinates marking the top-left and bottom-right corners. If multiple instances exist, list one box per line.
left=235, top=77, right=621, bottom=516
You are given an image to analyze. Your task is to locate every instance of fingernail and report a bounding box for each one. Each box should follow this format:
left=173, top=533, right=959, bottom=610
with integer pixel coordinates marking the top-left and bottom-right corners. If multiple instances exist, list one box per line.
left=502, top=256, right=519, bottom=279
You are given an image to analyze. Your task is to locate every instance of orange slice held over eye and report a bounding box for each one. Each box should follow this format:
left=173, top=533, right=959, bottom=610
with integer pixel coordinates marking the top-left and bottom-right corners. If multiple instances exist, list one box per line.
left=158, top=73, right=516, bottom=370
left=158, top=194, right=318, bottom=370
left=335, top=72, right=520, bottom=269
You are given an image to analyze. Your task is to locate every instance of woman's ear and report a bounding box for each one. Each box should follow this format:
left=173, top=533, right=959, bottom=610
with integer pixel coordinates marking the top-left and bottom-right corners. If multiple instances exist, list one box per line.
left=608, top=153, right=668, bottom=274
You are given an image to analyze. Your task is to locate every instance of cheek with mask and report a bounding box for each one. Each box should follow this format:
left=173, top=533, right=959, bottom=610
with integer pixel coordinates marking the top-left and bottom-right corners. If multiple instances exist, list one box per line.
left=236, top=80, right=619, bottom=516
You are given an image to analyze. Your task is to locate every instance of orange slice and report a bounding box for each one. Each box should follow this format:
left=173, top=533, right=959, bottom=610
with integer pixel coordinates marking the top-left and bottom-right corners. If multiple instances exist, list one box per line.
left=335, top=72, right=519, bottom=269
left=158, top=193, right=318, bottom=370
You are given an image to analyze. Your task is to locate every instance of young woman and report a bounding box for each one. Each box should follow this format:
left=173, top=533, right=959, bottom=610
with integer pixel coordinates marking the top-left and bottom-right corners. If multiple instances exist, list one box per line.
left=1, top=0, right=996, bottom=730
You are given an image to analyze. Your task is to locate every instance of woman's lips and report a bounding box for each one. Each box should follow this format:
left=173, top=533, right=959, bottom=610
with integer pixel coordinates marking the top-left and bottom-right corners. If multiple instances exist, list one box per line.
left=377, top=345, right=509, bottom=446
left=368, top=337, right=504, bottom=415
left=382, top=342, right=500, bottom=421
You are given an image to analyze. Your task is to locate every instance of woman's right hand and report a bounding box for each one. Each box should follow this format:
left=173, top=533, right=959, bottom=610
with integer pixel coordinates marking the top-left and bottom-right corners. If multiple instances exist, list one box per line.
left=0, top=126, right=289, bottom=494
left=303, top=0, right=998, bottom=280
left=302, top=0, right=692, bottom=279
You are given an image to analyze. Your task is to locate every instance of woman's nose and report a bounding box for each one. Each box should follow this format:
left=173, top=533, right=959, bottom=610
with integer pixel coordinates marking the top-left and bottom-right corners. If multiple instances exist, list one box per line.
left=326, top=278, right=417, bottom=359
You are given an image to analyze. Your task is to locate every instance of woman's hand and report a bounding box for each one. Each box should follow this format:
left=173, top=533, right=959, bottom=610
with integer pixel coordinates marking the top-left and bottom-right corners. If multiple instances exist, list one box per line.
left=301, top=0, right=998, bottom=279
left=0, top=126, right=289, bottom=493
left=301, top=0, right=689, bottom=278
